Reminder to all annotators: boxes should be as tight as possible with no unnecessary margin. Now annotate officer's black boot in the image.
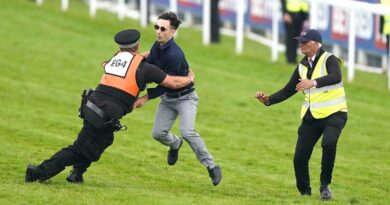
[207,165,222,186]
[66,168,84,183]
[25,164,44,183]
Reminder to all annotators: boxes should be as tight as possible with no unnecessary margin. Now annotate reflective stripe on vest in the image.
[298,51,348,119]
[286,0,309,13]
[381,0,390,35]
[100,51,143,97]
[303,96,346,110]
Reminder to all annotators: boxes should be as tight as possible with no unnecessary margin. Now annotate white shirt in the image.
[308,54,316,68]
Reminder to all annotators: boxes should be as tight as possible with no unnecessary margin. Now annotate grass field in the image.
[0,0,389,204]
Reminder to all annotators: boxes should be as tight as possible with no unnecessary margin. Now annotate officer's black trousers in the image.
[284,12,306,64]
[37,122,114,180]
[293,111,347,194]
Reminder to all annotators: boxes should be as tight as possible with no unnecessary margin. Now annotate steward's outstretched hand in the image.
[255,91,269,105]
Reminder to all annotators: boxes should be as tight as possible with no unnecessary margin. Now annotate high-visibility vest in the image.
[100,51,143,97]
[381,0,390,35]
[298,52,348,119]
[286,0,309,13]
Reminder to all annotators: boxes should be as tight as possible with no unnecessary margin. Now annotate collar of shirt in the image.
[157,38,174,50]
[311,54,317,61]
[298,48,325,69]
[308,54,316,65]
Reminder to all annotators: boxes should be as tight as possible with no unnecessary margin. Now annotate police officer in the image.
[25,29,195,183]
[134,11,222,186]
[281,0,309,64]
[255,29,348,200]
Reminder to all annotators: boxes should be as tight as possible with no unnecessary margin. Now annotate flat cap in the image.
[294,29,322,43]
[114,29,140,49]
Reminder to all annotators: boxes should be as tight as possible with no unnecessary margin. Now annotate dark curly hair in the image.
[158,11,182,30]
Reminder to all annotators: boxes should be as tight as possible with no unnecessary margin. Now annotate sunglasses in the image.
[154,24,167,32]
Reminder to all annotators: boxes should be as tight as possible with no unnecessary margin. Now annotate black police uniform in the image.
[25,29,168,182]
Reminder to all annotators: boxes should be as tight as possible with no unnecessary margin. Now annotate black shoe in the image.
[320,185,332,200]
[207,165,222,186]
[300,190,312,196]
[25,164,42,183]
[66,168,84,183]
[167,138,183,166]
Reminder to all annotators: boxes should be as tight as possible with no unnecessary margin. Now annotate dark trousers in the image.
[71,123,115,174]
[37,122,114,180]
[284,12,306,64]
[294,111,347,194]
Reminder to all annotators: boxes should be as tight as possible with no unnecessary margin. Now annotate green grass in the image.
[0,0,389,204]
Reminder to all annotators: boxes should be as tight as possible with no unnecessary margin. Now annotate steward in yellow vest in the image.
[380,0,390,35]
[285,0,309,13]
[255,29,347,201]
[281,0,309,64]
[380,0,390,51]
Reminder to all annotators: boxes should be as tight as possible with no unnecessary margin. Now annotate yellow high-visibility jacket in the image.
[286,0,309,13]
[381,0,390,35]
[298,52,348,119]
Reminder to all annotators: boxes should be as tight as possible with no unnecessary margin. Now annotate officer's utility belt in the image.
[166,87,195,98]
[79,89,126,132]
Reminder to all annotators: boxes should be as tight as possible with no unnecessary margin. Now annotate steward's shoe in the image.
[320,185,332,200]
[207,165,222,186]
[25,164,42,183]
[167,138,183,166]
[66,168,84,183]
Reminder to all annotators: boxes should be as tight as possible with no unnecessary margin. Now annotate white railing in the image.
[36,0,68,11]
[140,0,148,27]
[36,0,390,89]
[232,0,390,89]
[202,0,211,45]
[199,0,390,89]
[235,0,246,54]
[305,0,390,88]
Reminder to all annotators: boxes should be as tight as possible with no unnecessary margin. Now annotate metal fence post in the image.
[348,9,356,82]
[271,0,279,62]
[61,0,68,11]
[236,1,246,54]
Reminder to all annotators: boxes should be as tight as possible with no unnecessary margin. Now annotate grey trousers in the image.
[152,91,215,168]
